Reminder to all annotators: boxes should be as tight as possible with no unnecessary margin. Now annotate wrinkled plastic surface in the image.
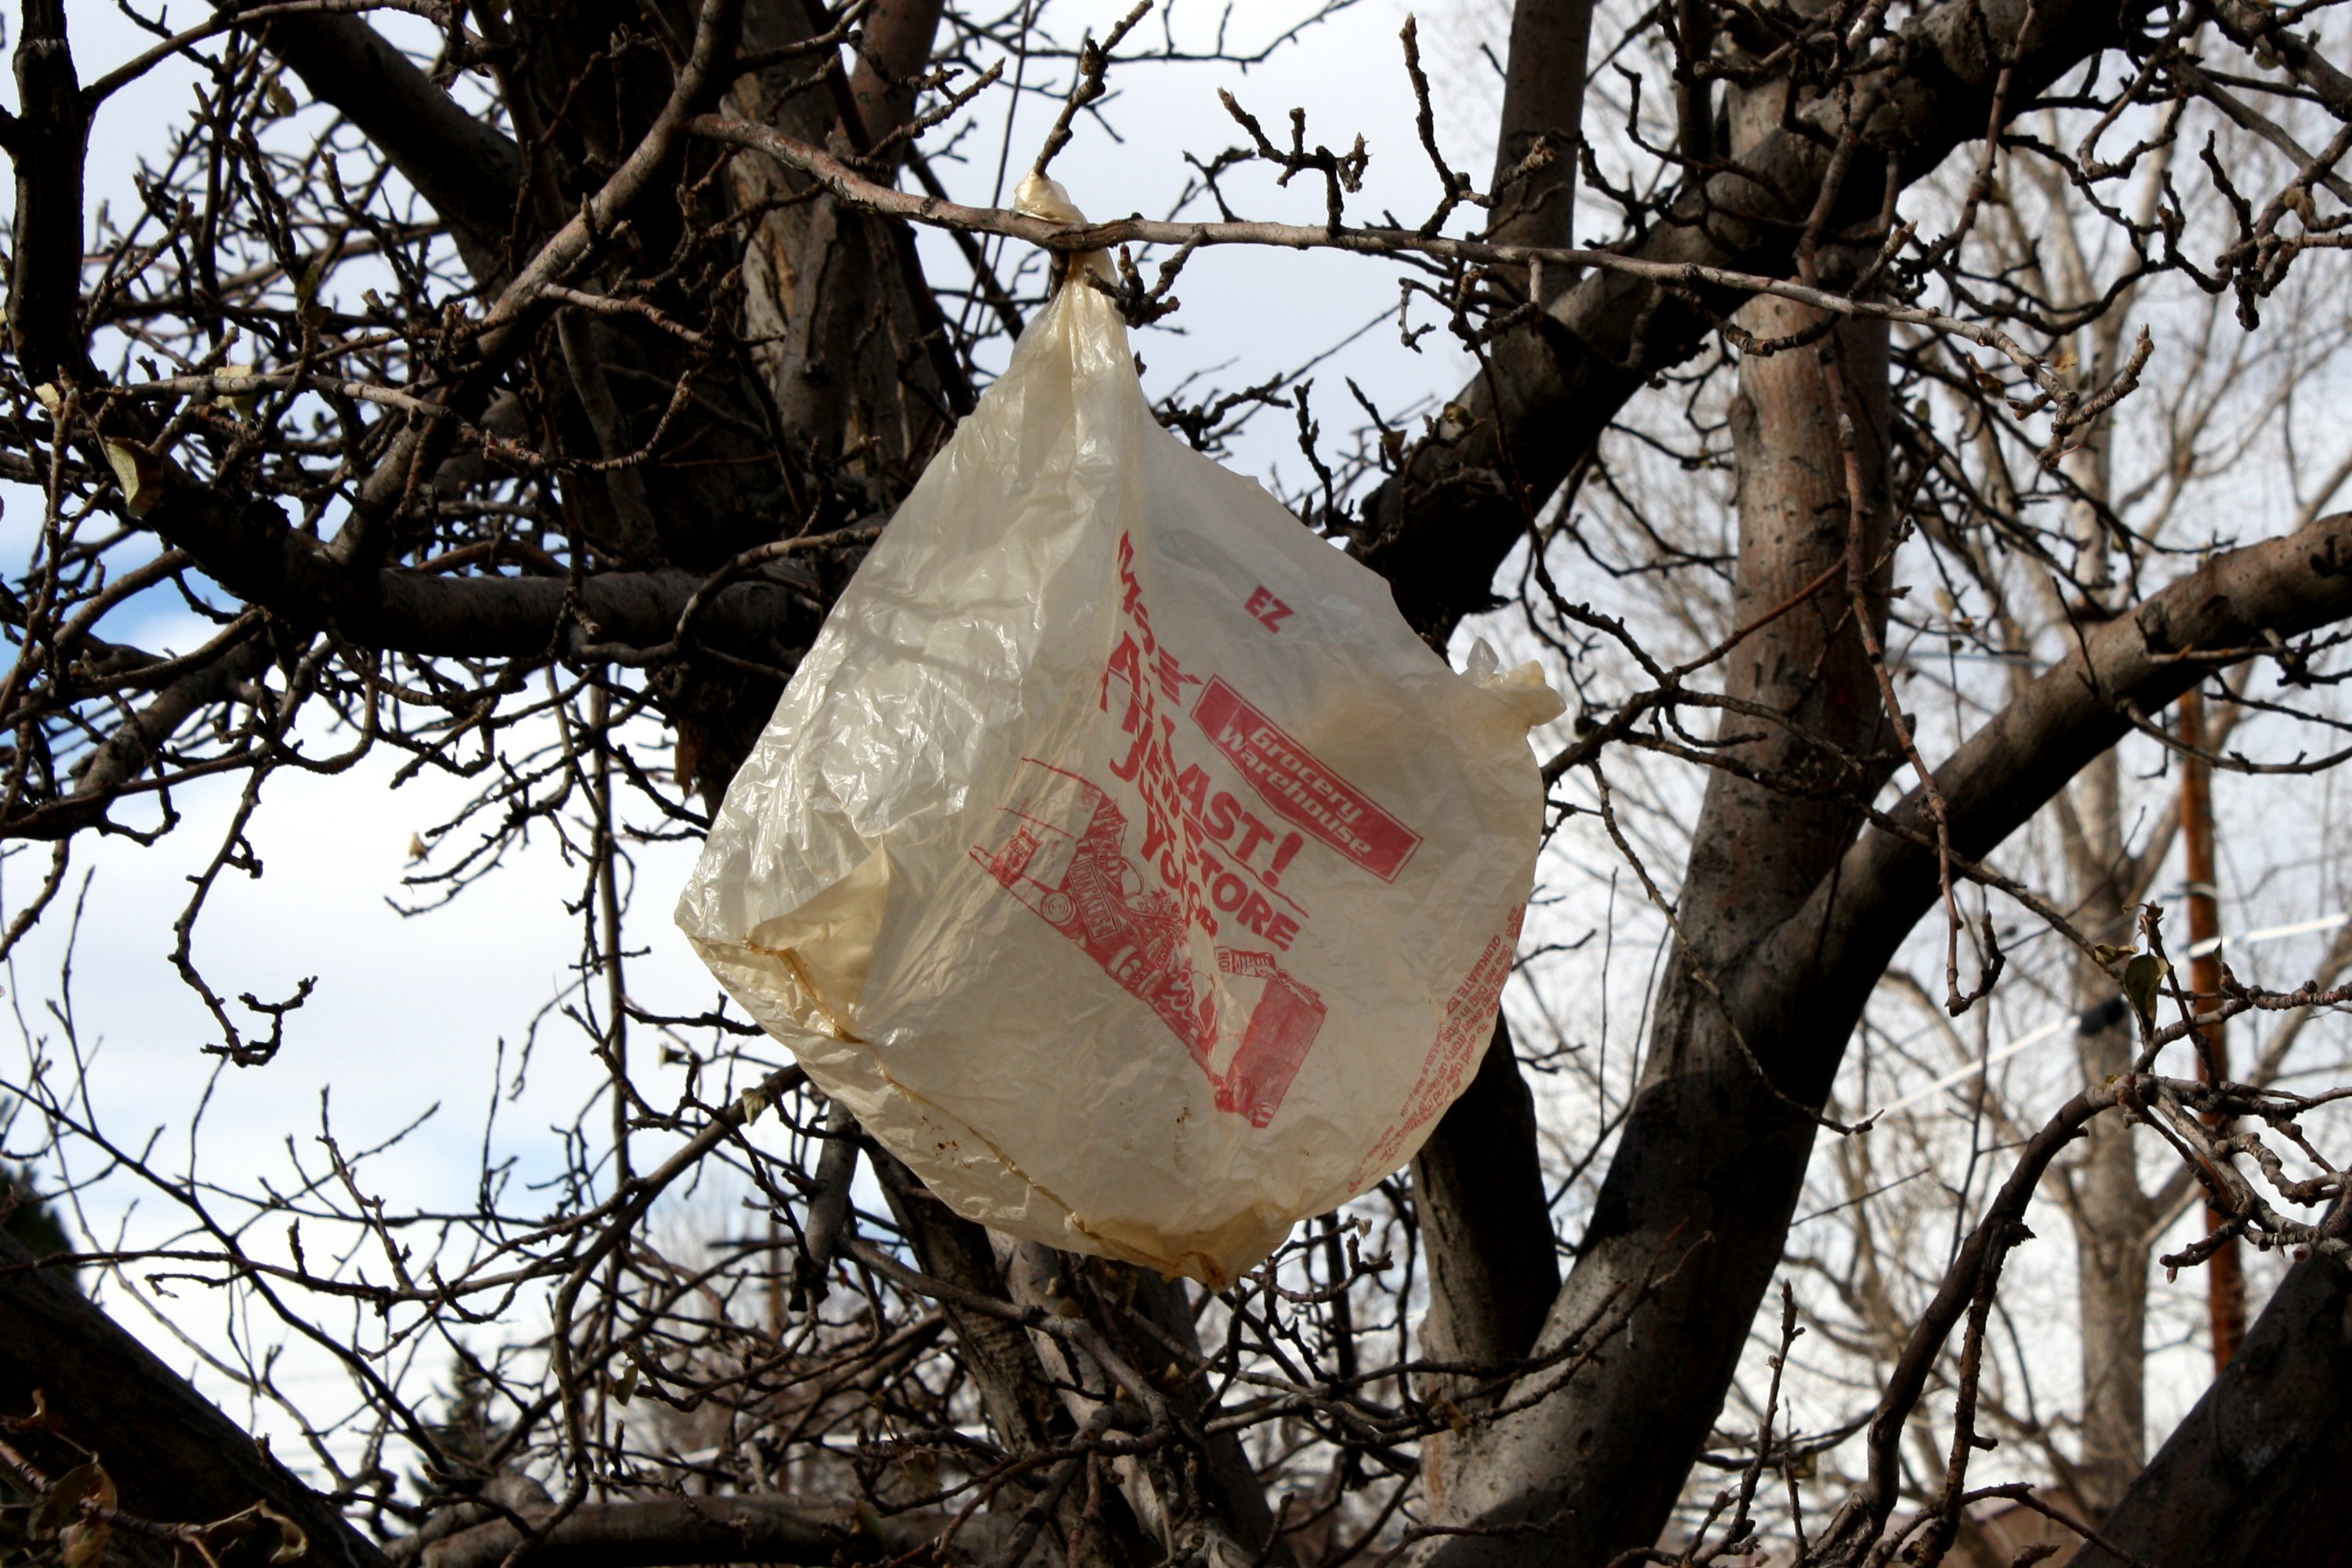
[677,177,1562,1285]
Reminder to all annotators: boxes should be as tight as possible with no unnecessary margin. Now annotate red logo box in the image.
[1189,677,1421,882]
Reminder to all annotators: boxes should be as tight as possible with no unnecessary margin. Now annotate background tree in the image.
[3,1,2352,1566]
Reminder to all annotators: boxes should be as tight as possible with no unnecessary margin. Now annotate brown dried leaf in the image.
[9,1388,64,1432]
[101,441,165,518]
[258,1502,310,1564]
[31,1457,116,1541]
[61,1519,111,1568]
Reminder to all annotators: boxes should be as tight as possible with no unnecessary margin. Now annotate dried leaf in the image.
[102,441,165,517]
[14,1388,63,1432]
[2124,952,2169,1023]
[258,1501,310,1563]
[61,1518,111,1568]
[200,1498,309,1564]
[612,1363,639,1406]
[739,1085,771,1125]
[31,1457,116,1541]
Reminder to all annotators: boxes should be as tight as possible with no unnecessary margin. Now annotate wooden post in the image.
[2180,687,2246,1369]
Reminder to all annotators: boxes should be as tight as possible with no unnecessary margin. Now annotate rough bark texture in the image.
[2065,753,2151,1516]
[2075,1250,2352,1568]
[2070,1003,2152,1515]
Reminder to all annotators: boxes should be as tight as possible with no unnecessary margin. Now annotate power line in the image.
[1867,910,2352,1122]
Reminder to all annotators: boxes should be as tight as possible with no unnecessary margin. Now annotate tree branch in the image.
[1486,0,1593,279]
[2071,1236,2352,1567]
[239,2,524,278]
[1355,0,2126,635]
[412,1495,1008,1568]
[1410,1015,1560,1397]
[1422,511,2352,1566]
[1776,513,2352,1033]
[0,1231,390,1568]
[9,0,94,386]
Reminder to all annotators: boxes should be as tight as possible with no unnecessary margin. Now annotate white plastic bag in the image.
[676,176,1561,1285]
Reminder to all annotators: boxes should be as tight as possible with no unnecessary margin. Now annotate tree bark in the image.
[413,1495,1015,1568]
[1486,0,1594,298]
[0,1232,387,1568]
[2065,749,2151,1517]
[2074,1248,2352,1568]
[1421,260,1895,1562]
[1412,1015,1561,1400]
[1410,1015,1561,1512]
[2178,687,2248,1369]
[9,0,93,387]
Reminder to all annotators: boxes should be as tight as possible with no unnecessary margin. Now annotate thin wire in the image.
[1866,909,2352,1121]
[2183,910,2349,959]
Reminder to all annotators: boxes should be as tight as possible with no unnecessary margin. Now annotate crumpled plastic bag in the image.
[676,175,1561,1285]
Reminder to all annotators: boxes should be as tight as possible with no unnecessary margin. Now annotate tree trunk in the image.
[2065,750,2151,1516]
[2178,687,2248,1368]
[1411,1016,1561,1509]
[1420,263,1895,1563]
[2052,292,2151,1519]
[2074,1247,2352,1568]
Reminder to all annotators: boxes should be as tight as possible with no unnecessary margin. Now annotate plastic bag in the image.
[676,176,1561,1285]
